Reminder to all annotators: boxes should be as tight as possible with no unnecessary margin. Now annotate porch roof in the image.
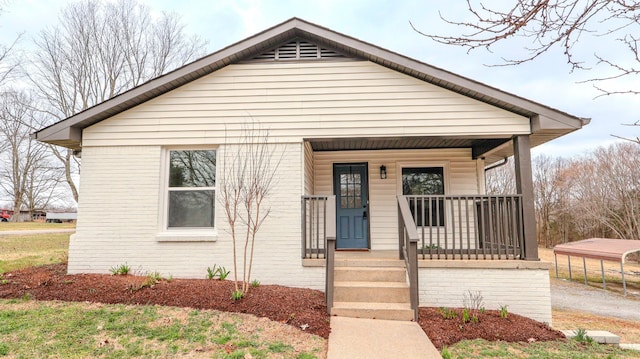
[34,18,589,153]
[307,137,510,160]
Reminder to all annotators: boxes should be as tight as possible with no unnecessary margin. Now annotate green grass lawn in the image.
[0,299,325,359]
[0,233,70,273]
[0,221,76,231]
[443,338,638,358]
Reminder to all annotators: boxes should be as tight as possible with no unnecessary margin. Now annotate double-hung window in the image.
[166,150,216,229]
[402,167,445,226]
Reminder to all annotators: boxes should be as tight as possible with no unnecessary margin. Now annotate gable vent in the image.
[250,40,345,61]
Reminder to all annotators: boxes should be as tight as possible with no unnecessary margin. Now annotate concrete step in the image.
[331,301,415,321]
[334,281,410,303]
[334,258,405,268]
[335,266,406,282]
[561,330,620,344]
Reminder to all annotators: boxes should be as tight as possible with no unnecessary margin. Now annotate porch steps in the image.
[331,259,413,321]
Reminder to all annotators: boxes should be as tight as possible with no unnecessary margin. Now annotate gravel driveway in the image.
[551,278,640,321]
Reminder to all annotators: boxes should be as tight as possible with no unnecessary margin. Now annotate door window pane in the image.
[339,172,362,209]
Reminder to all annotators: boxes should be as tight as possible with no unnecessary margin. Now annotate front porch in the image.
[300,135,551,323]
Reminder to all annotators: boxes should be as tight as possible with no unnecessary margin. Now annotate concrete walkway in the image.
[327,317,442,359]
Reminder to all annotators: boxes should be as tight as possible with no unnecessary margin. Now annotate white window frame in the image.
[156,146,218,242]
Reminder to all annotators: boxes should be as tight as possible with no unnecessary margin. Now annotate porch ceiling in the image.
[307,137,510,158]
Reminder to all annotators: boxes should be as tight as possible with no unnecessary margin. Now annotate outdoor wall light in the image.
[380,165,387,179]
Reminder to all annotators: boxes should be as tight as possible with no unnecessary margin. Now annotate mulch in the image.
[0,264,565,347]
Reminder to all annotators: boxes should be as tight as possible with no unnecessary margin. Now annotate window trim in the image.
[396,161,450,228]
[157,146,218,242]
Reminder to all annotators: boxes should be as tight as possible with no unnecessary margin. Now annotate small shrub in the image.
[206,265,218,280]
[438,307,458,320]
[207,265,230,280]
[110,263,130,276]
[231,290,244,301]
[462,308,471,323]
[573,328,594,343]
[143,272,162,287]
[479,307,486,314]
[463,290,484,312]
[148,271,162,281]
[166,274,173,283]
[251,279,260,288]
[217,267,230,280]
[441,346,451,359]
[499,305,509,318]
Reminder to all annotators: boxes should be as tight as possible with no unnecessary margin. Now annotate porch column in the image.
[513,135,539,260]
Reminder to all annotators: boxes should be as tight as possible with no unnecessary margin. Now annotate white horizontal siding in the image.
[69,143,325,289]
[313,148,480,250]
[303,141,314,195]
[83,61,529,147]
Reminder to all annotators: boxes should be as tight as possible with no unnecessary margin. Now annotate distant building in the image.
[46,212,78,223]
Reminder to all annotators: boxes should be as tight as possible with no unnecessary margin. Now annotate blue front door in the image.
[334,163,369,249]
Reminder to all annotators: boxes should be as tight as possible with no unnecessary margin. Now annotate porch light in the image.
[380,165,387,179]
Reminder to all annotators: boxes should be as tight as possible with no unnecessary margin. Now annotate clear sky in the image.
[1,0,638,157]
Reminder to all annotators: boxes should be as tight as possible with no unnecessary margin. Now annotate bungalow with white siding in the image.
[34,18,588,324]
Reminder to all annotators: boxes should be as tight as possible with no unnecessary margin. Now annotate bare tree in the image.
[566,143,640,240]
[533,155,571,247]
[219,121,285,298]
[485,159,516,195]
[0,1,21,87]
[0,91,63,221]
[413,1,640,96]
[29,0,207,202]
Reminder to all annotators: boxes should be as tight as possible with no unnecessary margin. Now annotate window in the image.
[166,150,216,228]
[402,167,445,226]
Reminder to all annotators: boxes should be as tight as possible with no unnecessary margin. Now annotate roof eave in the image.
[34,17,587,148]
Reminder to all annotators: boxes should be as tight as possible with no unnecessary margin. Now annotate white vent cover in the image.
[252,40,344,61]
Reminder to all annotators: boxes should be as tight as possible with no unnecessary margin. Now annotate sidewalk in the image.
[327,316,442,359]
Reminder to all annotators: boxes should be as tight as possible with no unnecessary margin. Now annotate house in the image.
[34,18,587,324]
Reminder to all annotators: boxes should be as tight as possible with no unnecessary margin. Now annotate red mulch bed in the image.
[0,264,565,347]
[420,307,565,349]
[0,264,330,338]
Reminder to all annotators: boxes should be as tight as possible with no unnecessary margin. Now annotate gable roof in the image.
[34,17,588,151]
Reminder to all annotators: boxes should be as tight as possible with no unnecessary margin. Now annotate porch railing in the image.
[397,195,419,321]
[325,196,336,314]
[299,195,336,313]
[301,196,329,259]
[403,195,525,260]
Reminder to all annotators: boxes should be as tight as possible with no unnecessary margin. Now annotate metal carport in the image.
[553,238,640,295]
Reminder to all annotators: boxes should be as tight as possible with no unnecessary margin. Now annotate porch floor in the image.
[335,250,398,260]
